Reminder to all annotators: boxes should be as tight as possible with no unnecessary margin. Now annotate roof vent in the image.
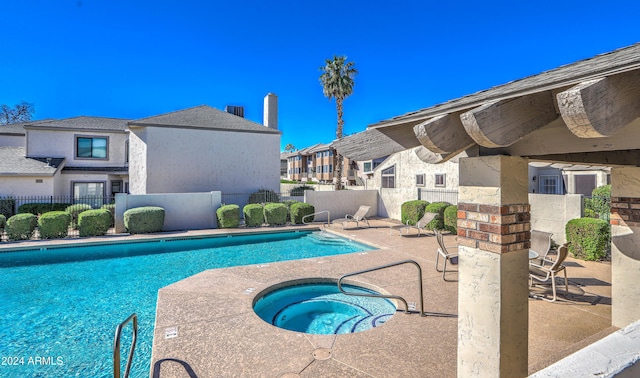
[225,105,244,118]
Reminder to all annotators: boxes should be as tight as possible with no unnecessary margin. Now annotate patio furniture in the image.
[389,212,438,237]
[340,205,371,229]
[435,230,458,281]
[530,230,553,266]
[529,243,569,302]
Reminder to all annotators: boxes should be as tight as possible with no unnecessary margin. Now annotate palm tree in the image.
[319,55,357,190]
[284,143,296,153]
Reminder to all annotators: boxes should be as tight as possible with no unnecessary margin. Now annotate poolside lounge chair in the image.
[530,230,553,266]
[435,230,458,281]
[340,205,371,230]
[529,243,569,302]
[390,212,438,237]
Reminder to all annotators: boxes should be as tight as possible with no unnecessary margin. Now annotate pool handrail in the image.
[113,313,138,378]
[338,259,426,317]
[302,210,331,227]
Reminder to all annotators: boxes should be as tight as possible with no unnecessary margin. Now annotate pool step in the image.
[307,232,348,245]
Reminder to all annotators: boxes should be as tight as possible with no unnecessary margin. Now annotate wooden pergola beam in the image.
[460,91,558,148]
[413,113,475,154]
[557,70,640,138]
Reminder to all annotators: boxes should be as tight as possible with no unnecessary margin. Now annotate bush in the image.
[0,214,6,230]
[38,211,71,239]
[585,185,611,220]
[444,205,458,234]
[124,206,165,234]
[290,185,315,196]
[290,202,315,224]
[424,202,450,230]
[0,197,16,219]
[78,209,112,237]
[6,213,38,241]
[401,200,429,225]
[283,200,299,222]
[566,218,610,261]
[248,189,280,204]
[216,204,240,228]
[65,204,93,228]
[18,202,72,216]
[264,203,287,226]
[101,204,116,227]
[243,204,264,227]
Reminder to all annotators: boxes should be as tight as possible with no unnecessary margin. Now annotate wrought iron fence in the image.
[417,189,459,205]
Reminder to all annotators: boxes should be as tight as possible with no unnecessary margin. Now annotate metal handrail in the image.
[114,313,138,378]
[302,210,331,227]
[337,260,426,317]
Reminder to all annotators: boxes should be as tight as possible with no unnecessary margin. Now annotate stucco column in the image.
[610,167,640,328]
[457,156,530,378]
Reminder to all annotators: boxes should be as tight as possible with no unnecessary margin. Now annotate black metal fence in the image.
[417,189,459,205]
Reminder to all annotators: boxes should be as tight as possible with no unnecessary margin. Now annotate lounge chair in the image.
[530,230,553,266]
[390,212,438,237]
[435,230,458,281]
[529,243,569,302]
[340,205,371,230]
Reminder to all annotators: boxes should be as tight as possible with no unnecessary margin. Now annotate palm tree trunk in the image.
[335,98,344,190]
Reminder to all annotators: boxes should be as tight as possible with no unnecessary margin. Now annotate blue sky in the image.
[2,1,639,151]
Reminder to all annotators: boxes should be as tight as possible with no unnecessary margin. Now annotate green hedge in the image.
[424,202,450,230]
[290,202,315,224]
[0,214,6,230]
[401,200,429,225]
[216,204,240,228]
[444,205,458,234]
[124,206,165,234]
[38,211,71,239]
[243,204,264,227]
[18,202,72,215]
[264,203,287,226]
[248,189,280,204]
[6,213,38,241]
[566,218,610,261]
[101,204,116,227]
[283,200,299,222]
[65,204,93,227]
[0,198,15,219]
[290,185,315,196]
[78,209,112,237]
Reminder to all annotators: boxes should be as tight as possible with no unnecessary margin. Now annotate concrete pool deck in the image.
[147,219,614,377]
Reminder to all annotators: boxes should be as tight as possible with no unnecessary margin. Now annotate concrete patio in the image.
[149,219,614,377]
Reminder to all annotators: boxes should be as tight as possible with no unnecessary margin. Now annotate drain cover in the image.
[313,348,332,360]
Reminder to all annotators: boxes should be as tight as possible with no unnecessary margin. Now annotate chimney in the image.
[263,93,278,130]
[225,105,244,118]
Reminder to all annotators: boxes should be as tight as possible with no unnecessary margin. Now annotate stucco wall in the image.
[129,126,280,195]
[115,192,221,232]
[529,193,582,245]
[0,175,55,197]
[304,190,378,222]
[0,135,25,147]
[26,129,128,166]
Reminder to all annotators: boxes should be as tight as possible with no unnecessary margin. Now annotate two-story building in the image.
[286,143,358,186]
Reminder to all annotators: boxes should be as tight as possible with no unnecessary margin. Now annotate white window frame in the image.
[539,175,561,194]
[435,173,446,187]
[416,174,425,187]
[382,165,395,188]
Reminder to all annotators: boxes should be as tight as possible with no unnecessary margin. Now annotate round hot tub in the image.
[253,280,396,334]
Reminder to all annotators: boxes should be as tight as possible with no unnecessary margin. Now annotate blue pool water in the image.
[253,282,395,334]
[0,231,373,378]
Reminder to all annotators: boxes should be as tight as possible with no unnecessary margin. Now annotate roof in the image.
[26,116,130,132]
[128,105,280,135]
[0,147,64,176]
[0,119,55,135]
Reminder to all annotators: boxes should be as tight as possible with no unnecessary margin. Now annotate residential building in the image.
[286,143,359,185]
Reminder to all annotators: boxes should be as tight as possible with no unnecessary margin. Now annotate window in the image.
[435,173,446,187]
[73,182,105,208]
[539,175,561,194]
[382,165,395,188]
[574,175,596,196]
[416,174,425,187]
[76,136,107,159]
[363,161,372,173]
[125,141,129,163]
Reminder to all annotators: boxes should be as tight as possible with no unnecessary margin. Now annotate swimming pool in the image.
[0,230,373,378]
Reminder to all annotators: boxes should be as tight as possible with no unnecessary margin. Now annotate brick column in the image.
[457,156,529,378]
[610,167,640,328]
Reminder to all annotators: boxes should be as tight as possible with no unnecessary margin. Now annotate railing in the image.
[114,313,138,378]
[418,189,458,205]
[302,210,330,227]
[337,260,426,317]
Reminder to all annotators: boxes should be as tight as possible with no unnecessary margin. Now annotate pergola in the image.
[334,43,640,377]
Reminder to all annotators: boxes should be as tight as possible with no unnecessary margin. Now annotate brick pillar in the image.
[610,167,640,328]
[457,156,529,378]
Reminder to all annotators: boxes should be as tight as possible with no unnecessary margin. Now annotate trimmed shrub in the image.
[424,202,450,230]
[290,185,315,196]
[124,206,165,234]
[444,205,458,234]
[243,204,264,227]
[290,202,315,224]
[6,213,38,241]
[283,200,299,222]
[264,203,287,226]
[401,200,429,225]
[101,204,116,227]
[65,204,92,228]
[0,197,15,219]
[248,189,280,204]
[0,214,6,230]
[38,211,71,239]
[566,218,610,261]
[585,185,611,220]
[18,202,72,216]
[216,204,240,228]
[78,209,112,237]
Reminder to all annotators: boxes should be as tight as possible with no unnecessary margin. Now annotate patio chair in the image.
[529,243,569,302]
[530,230,553,266]
[340,205,371,230]
[435,230,458,281]
[390,212,438,237]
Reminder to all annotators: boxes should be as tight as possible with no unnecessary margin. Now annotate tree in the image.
[0,101,35,126]
[284,143,297,153]
[319,55,357,190]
